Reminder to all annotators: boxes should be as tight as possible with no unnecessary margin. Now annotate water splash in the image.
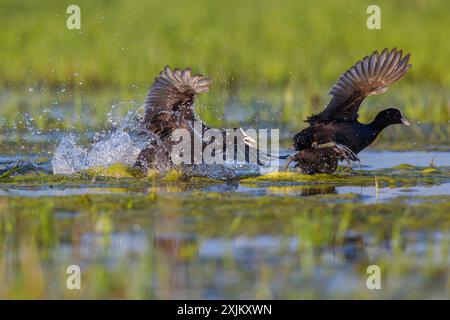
[52,105,149,174]
[51,103,279,179]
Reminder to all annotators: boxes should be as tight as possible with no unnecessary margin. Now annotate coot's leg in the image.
[284,155,295,171]
[312,142,359,163]
[332,144,359,164]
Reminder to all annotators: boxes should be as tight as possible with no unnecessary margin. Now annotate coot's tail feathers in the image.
[307,48,412,123]
[143,66,212,122]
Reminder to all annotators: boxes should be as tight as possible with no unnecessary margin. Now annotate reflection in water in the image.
[1,181,449,204]
[153,234,198,299]
[0,150,449,299]
[0,193,448,299]
[267,185,336,197]
[0,187,132,197]
[338,232,368,263]
[146,230,449,299]
[336,183,450,203]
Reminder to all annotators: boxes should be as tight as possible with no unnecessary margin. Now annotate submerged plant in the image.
[0,160,39,179]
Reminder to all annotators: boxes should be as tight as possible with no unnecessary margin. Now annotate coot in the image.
[134,66,268,173]
[286,48,412,174]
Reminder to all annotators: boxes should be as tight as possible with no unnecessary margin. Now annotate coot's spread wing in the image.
[143,66,212,123]
[307,48,411,123]
[142,66,272,165]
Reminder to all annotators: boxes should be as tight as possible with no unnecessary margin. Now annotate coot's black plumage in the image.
[287,48,412,174]
[134,66,268,173]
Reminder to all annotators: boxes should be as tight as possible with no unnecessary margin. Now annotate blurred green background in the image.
[0,0,449,146]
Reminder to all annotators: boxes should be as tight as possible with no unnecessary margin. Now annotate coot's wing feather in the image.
[307,48,411,123]
[143,66,212,122]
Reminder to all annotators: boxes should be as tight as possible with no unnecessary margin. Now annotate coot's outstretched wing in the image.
[139,66,273,167]
[307,48,412,124]
[143,66,212,122]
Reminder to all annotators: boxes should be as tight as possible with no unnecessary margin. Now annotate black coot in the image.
[286,48,412,174]
[134,66,269,173]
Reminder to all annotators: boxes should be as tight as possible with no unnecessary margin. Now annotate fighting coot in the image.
[286,48,412,174]
[134,66,268,173]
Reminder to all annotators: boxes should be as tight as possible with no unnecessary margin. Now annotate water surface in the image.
[0,147,449,299]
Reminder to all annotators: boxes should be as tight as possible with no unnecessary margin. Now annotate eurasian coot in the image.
[286,48,412,174]
[134,66,268,173]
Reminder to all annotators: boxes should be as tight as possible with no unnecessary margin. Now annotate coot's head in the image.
[373,108,410,128]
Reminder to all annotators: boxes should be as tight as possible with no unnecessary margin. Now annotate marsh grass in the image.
[0,0,449,146]
[2,0,450,88]
[0,160,40,179]
[0,161,22,179]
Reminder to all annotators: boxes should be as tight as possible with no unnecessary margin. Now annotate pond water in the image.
[357,150,450,169]
[1,150,449,201]
[0,142,449,299]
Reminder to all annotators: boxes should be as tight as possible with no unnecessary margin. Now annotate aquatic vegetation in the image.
[242,166,450,187]
[161,169,185,182]
[0,161,23,179]
[83,163,138,179]
[0,160,44,180]
[392,163,417,170]
[242,171,337,182]
[0,186,448,299]
[421,167,440,174]
[2,161,449,188]
[0,157,449,299]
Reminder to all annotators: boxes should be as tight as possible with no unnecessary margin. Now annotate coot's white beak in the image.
[401,117,411,126]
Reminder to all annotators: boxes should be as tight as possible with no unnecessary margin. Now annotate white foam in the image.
[52,107,149,174]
